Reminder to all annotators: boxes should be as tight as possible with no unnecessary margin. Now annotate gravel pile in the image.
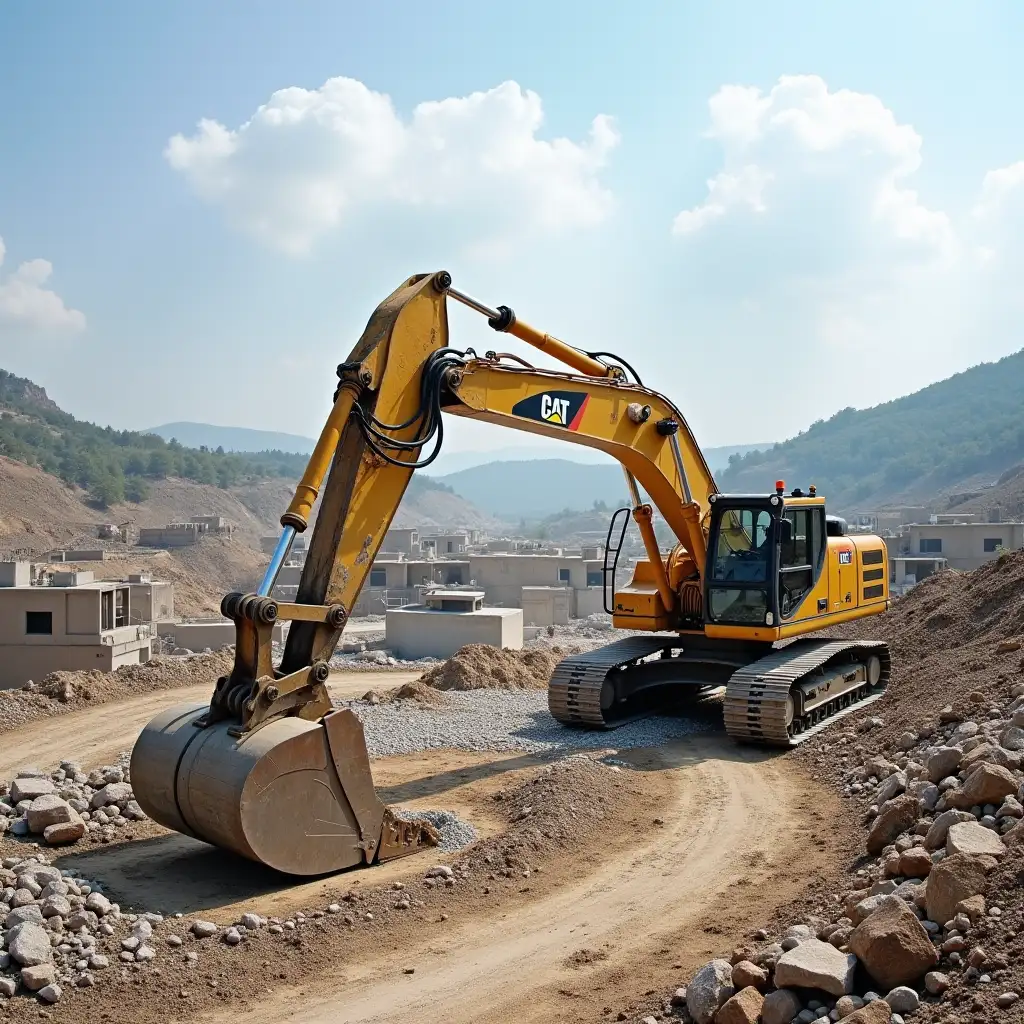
[343,689,714,755]
[399,809,478,852]
[418,644,570,691]
[0,755,146,849]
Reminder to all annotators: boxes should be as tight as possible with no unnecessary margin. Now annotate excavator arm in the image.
[131,270,721,876]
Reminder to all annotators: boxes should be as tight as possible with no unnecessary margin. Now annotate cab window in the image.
[712,509,772,583]
[779,507,824,617]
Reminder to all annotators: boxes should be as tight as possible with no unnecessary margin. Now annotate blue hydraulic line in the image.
[258,526,296,597]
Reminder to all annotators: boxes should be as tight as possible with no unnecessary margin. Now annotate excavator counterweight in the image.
[131,270,892,875]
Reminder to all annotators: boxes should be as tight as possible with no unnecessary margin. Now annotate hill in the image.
[145,421,316,454]
[719,350,1024,514]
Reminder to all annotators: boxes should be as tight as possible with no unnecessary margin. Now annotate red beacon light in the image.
[775,480,785,495]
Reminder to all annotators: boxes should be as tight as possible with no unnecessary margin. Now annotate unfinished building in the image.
[0,564,153,690]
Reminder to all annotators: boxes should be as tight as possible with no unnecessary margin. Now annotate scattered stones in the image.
[924,971,950,995]
[925,853,989,925]
[730,960,767,989]
[762,988,802,1024]
[883,986,919,1015]
[945,820,1007,857]
[191,920,218,939]
[924,809,975,850]
[714,986,764,1024]
[849,898,937,990]
[7,921,54,966]
[950,763,1018,809]
[20,963,57,991]
[866,795,919,855]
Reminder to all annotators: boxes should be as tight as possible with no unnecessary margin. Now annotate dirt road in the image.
[202,739,821,1024]
[0,670,422,778]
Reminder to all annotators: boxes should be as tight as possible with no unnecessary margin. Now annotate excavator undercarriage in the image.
[131,270,892,876]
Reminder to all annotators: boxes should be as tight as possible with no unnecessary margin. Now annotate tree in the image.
[89,472,125,508]
[147,449,172,478]
[124,477,150,502]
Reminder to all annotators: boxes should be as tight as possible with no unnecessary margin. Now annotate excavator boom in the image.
[131,270,890,876]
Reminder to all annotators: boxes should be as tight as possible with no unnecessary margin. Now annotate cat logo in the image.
[511,390,589,431]
[838,550,853,565]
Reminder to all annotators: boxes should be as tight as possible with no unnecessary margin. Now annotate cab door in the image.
[828,541,857,611]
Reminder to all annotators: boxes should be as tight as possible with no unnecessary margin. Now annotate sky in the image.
[1,1,1023,459]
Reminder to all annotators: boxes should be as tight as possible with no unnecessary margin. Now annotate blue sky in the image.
[1,1,1022,457]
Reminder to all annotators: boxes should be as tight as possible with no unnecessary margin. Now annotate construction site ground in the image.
[0,663,843,1024]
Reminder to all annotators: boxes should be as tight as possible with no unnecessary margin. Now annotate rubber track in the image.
[548,635,680,728]
[723,639,891,748]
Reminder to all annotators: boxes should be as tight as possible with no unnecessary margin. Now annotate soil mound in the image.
[418,644,570,692]
[0,651,231,735]
[366,679,447,706]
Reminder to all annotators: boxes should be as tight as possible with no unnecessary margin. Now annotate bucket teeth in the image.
[377,809,440,862]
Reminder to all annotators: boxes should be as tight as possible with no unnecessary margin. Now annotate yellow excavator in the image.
[131,271,891,876]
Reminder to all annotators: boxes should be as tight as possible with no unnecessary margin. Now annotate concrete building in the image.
[0,566,153,690]
[890,555,947,593]
[420,532,469,556]
[156,618,284,650]
[125,574,175,623]
[899,522,1024,571]
[385,589,523,660]
[48,550,106,562]
[521,586,573,626]
[139,523,205,548]
[190,515,233,535]
[351,558,471,616]
[380,528,419,558]
[466,553,605,617]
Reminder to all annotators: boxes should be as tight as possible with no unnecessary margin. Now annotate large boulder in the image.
[686,960,735,1024]
[10,777,55,803]
[25,795,75,834]
[848,897,938,989]
[946,821,1007,858]
[926,746,962,784]
[898,847,933,878]
[926,853,989,925]
[950,764,1017,809]
[714,986,764,1024]
[761,989,802,1024]
[774,938,856,996]
[7,921,54,966]
[731,961,767,990]
[925,809,976,850]
[90,781,133,809]
[866,795,919,855]
[43,816,85,845]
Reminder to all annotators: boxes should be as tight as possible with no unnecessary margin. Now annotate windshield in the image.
[712,508,772,583]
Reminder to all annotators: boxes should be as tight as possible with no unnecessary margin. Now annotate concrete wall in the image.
[0,562,31,587]
[521,587,572,626]
[905,523,1024,571]
[381,528,419,557]
[574,586,606,618]
[466,554,604,608]
[385,606,523,660]
[128,582,174,623]
[138,526,202,548]
[48,550,106,562]
[156,619,284,650]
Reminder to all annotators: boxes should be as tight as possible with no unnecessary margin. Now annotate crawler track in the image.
[723,639,890,747]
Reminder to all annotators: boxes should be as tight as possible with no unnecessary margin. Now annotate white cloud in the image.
[166,78,619,256]
[0,236,86,334]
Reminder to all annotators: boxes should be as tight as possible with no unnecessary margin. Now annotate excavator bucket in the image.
[130,703,437,876]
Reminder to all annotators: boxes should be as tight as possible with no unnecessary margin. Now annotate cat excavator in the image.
[131,271,891,876]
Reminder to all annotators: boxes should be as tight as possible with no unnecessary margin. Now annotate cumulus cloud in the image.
[0,237,86,334]
[166,78,619,255]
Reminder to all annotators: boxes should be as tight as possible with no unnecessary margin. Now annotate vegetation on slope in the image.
[719,350,1024,509]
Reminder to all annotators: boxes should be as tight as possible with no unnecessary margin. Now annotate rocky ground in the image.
[626,554,1024,1024]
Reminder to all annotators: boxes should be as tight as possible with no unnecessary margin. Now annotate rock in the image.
[762,989,802,1024]
[774,938,856,996]
[955,894,987,921]
[730,961,766,989]
[191,920,218,938]
[89,954,110,970]
[715,986,763,1024]
[43,817,86,845]
[5,905,45,927]
[926,853,989,925]
[222,926,242,945]
[897,848,932,878]
[947,821,1007,857]
[240,912,262,930]
[39,894,70,919]
[686,959,735,1024]
[924,971,949,994]
[896,731,917,751]
[997,795,1023,818]
[7,921,54,966]
[135,945,156,962]
[0,977,16,997]
[951,763,1018,809]
[66,908,98,931]
[38,983,62,1004]
[926,747,962,784]
[876,771,907,805]
[925,809,975,850]
[10,777,55,803]
[849,897,937,989]
[20,964,56,991]
[25,795,74,833]
[836,996,865,1018]
[997,993,1020,1009]
[867,795,919,855]
[841,1002,891,1023]
[84,892,111,916]
[1000,725,1024,751]
[90,782,133,809]
[884,987,919,1015]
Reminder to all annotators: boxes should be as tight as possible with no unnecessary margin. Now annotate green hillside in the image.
[0,370,308,507]
[719,350,1024,511]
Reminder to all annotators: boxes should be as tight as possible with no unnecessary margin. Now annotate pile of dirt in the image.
[819,549,1024,763]
[366,679,447,707]
[417,644,573,692]
[0,652,231,735]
